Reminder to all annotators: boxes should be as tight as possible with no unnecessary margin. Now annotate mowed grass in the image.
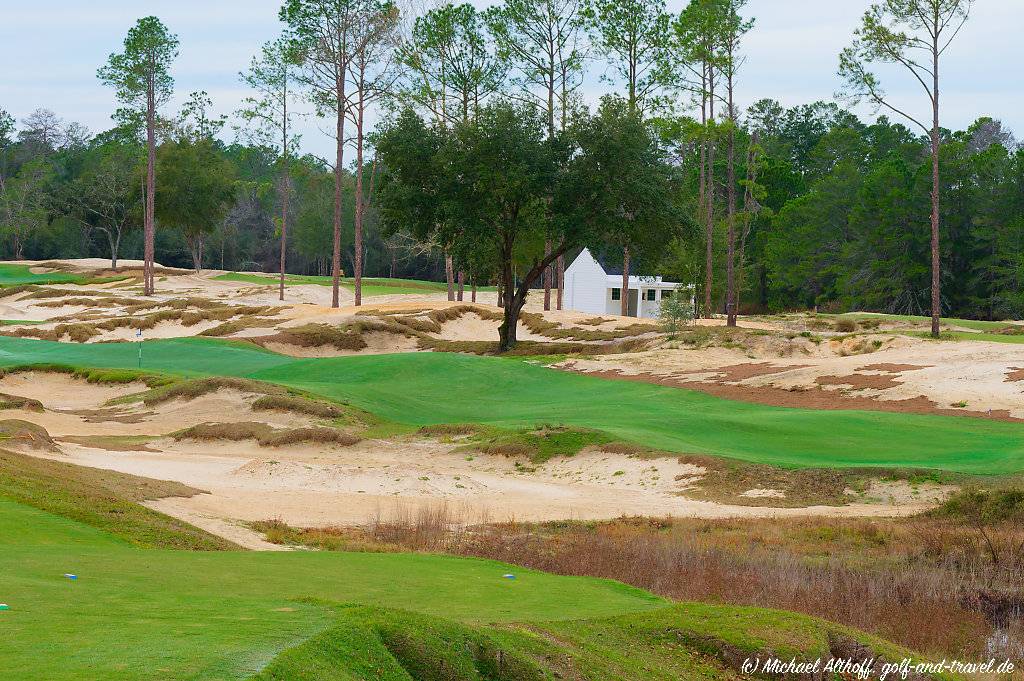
[833,311,1024,344]
[0,263,82,286]
[0,496,664,680]
[214,271,496,297]
[0,336,1023,474]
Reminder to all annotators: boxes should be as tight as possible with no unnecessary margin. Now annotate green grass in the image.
[831,313,1024,346]
[0,494,664,680]
[831,311,1011,332]
[0,336,1023,474]
[255,601,950,681]
[832,311,1024,345]
[0,461,947,680]
[0,263,82,286]
[213,272,496,298]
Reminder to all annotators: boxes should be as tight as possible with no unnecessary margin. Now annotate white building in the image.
[562,248,688,318]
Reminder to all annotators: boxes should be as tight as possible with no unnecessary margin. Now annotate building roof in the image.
[593,251,625,276]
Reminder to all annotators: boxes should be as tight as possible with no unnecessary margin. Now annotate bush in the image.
[833,318,857,333]
[659,286,695,333]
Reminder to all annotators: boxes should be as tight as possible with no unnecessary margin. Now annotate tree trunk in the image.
[353,74,366,307]
[930,33,942,339]
[620,246,631,317]
[280,71,290,303]
[331,84,346,309]
[144,68,157,296]
[698,62,708,316]
[499,242,567,352]
[445,252,455,301]
[471,280,477,303]
[498,259,519,352]
[108,230,120,270]
[725,69,737,328]
[737,133,759,312]
[704,65,716,319]
[457,270,464,301]
[543,240,552,311]
[556,255,564,310]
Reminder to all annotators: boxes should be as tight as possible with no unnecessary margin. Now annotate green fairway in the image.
[1,492,943,680]
[213,271,495,298]
[0,496,663,680]
[0,263,82,286]
[833,311,1012,332]
[833,312,1024,344]
[0,336,1022,474]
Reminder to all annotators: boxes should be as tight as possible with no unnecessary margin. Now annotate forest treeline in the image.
[1,0,1019,320]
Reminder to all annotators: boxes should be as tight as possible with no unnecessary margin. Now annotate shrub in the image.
[251,394,346,418]
[173,421,360,447]
[833,318,857,333]
[659,287,695,333]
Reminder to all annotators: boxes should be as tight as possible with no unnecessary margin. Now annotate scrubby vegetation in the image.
[173,421,361,447]
[266,502,1024,662]
[421,423,616,464]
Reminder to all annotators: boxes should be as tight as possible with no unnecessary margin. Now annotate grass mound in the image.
[259,323,378,351]
[138,376,280,405]
[519,311,661,341]
[0,392,44,411]
[252,394,347,418]
[0,449,233,549]
[173,421,360,447]
[256,603,947,681]
[0,419,57,450]
[429,424,616,464]
[0,363,169,388]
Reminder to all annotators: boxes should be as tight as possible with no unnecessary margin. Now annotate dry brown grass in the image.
[262,506,1022,662]
[3,300,283,343]
[3,323,103,342]
[0,393,44,412]
[0,419,58,450]
[172,421,360,447]
[140,377,276,406]
[256,323,380,351]
[251,394,346,419]
[518,312,661,341]
[356,304,503,336]
[417,336,651,356]
[199,317,279,337]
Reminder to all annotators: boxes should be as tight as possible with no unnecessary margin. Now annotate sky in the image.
[1,0,1020,157]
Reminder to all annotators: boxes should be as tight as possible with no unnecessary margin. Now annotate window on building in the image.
[646,289,656,301]
[662,289,674,299]
[611,288,621,301]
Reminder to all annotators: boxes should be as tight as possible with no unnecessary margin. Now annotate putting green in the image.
[0,497,662,680]
[0,336,1022,474]
[0,264,81,286]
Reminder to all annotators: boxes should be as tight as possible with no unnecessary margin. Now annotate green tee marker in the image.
[0,604,10,611]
